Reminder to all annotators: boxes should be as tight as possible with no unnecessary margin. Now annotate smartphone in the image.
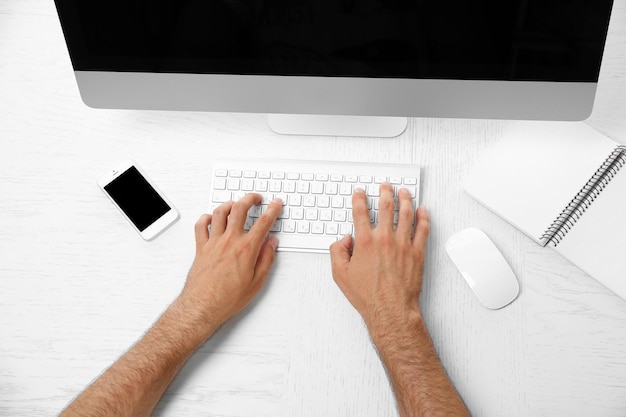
[98,160,179,240]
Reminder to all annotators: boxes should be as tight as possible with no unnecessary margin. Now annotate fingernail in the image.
[354,187,365,194]
[272,198,283,205]
[269,237,279,250]
[399,187,409,194]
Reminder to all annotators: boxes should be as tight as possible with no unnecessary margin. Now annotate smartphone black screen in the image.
[104,166,171,231]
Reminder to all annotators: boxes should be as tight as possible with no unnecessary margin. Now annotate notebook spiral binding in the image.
[540,145,626,247]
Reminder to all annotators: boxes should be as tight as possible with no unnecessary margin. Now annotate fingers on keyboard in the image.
[210,165,419,252]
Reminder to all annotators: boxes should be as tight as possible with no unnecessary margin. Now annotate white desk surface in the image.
[2,1,626,416]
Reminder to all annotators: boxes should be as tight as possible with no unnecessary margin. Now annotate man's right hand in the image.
[329,184,430,331]
[330,187,470,417]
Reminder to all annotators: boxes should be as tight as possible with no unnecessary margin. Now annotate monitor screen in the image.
[54,0,614,121]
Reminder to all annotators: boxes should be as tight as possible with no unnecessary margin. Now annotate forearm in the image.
[59,296,217,417]
[368,308,470,417]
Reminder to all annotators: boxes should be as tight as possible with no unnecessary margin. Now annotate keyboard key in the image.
[311,182,325,194]
[248,205,262,218]
[213,178,227,190]
[283,220,296,233]
[269,180,282,192]
[289,194,302,206]
[272,233,337,251]
[320,209,333,221]
[244,217,255,231]
[227,178,240,190]
[212,190,231,203]
[367,184,380,197]
[283,181,296,193]
[339,223,353,236]
[311,222,324,234]
[297,221,310,234]
[339,183,353,195]
[305,209,318,220]
[297,182,310,193]
[291,207,304,220]
[255,179,268,192]
[241,179,254,191]
[303,195,316,207]
[331,196,344,208]
[317,195,330,208]
[270,220,282,232]
[325,182,338,195]
[334,210,347,222]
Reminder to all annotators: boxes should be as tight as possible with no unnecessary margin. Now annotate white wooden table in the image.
[2,1,626,416]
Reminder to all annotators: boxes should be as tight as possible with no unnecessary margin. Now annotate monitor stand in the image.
[267,114,408,138]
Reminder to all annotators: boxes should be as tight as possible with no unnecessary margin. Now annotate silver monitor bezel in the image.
[75,71,597,121]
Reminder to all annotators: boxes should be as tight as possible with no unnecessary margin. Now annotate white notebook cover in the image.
[463,121,626,299]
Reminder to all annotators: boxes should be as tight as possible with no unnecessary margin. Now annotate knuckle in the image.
[354,204,369,217]
[242,236,254,250]
[380,198,395,212]
[399,206,414,221]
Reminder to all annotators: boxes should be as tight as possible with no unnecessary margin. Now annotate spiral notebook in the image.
[463,121,626,300]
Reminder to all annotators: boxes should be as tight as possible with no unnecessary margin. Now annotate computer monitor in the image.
[54,1,614,137]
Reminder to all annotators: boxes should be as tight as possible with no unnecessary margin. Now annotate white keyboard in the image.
[209,159,421,253]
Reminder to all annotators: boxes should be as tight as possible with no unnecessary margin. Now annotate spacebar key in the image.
[271,233,338,252]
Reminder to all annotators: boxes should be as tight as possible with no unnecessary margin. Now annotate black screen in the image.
[104,167,171,232]
[55,0,613,82]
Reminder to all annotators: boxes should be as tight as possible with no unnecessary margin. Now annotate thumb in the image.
[329,234,353,279]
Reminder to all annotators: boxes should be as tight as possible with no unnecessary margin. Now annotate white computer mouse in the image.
[445,228,519,309]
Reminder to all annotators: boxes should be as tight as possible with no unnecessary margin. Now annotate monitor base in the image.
[267,114,407,138]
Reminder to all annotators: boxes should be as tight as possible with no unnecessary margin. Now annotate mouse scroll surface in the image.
[445,228,520,309]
